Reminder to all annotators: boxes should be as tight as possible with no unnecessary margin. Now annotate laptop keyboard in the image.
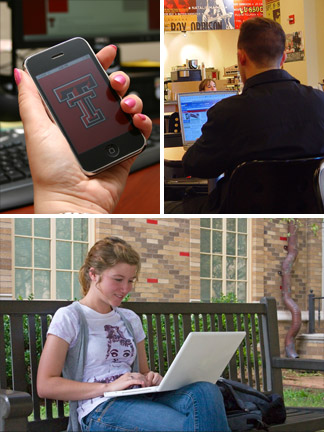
[0,123,160,211]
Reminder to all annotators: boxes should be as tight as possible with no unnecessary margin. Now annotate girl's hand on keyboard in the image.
[15,45,152,214]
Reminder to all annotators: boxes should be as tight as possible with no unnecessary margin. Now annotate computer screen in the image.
[178,91,237,147]
[12,0,160,49]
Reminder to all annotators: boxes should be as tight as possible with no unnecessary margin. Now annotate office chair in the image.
[218,156,324,213]
[320,161,324,204]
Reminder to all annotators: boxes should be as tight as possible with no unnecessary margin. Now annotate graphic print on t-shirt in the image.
[104,324,135,362]
[53,74,106,129]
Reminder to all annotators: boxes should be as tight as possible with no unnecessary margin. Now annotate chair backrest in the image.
[319,161,324,204]
[168,112,181,133]
[219,157,324,213]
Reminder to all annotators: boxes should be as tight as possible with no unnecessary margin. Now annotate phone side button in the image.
[106,143,120,158]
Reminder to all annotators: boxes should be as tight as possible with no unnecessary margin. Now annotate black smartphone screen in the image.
[25,38,145,174]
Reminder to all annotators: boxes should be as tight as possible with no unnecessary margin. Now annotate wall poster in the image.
[285,31,305,63]
[265,0,281,23]
[164,0,263,32]
[233,1,263,29]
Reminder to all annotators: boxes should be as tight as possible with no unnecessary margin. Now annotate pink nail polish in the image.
[138,114,146,121]
[14,68,21,86]
[124,98,136,108]
[109,44,117,51]
[114,74,126,85]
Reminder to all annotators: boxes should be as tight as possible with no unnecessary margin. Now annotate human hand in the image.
[106,372,149,392]
[15,44,152,214]
[144,371,163,386]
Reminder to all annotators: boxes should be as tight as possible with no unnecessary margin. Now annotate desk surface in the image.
[1,164,160,215]
[164,146,185,162]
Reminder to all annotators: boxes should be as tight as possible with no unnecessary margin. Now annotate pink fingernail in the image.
[114,74,126,85]
[14,68,21,86]
[109,44,117,51]
[124,98,136,108]
[137,114,146,121]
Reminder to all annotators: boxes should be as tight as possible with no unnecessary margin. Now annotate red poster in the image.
[234,0,263,29]
[164,0,197,15]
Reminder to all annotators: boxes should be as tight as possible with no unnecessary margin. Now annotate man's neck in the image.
[245,66,280,81]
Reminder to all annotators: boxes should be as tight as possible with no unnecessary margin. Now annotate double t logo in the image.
[53,74,105,128]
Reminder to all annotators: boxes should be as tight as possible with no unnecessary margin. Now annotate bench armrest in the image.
[0,389,33,432]
[272,357,324,371]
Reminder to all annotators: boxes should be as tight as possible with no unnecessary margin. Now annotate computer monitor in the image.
[178,91,237,149]
[11,0,159,49]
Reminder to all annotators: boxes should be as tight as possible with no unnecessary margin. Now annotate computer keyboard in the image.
[130,122,160,173]
[0,123,160,211]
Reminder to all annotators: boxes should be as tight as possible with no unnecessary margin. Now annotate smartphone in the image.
[23,37,146,175]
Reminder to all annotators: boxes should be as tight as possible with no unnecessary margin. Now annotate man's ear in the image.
[280,51,287,68]
[237,49,247,66]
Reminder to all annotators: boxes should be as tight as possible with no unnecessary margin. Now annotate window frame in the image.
[13,218,94,300]
[200,218,251,302]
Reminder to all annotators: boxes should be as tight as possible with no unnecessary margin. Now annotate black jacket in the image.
[182,69,324,180]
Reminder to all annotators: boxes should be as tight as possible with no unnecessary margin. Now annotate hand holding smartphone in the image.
[15,42,153,214]
[23,37,146,176]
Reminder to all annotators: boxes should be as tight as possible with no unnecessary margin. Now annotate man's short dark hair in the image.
[238,17,286,67]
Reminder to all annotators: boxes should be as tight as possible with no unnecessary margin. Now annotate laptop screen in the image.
[178,91,237,147]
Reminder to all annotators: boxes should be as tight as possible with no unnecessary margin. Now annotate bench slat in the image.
[251,313,261,391]
[236,314,247,384]
[266,407,324,431]
[224,314,238,381]
[0,314,8,389]
[144,314,155,371]
[155,314,165,375]
[164,314,174,367]
[10,315,28,392]
[172,314,181,353]
[27,315,40,421]
[257,312,268,392]
[182,313,192,338]
[243,313,254,387]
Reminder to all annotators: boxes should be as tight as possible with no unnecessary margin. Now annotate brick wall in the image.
[96,218,194,302]
[1,217,322,307]
[0,218,13,299]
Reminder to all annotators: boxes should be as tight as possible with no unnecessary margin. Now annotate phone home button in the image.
[106,143,120,158]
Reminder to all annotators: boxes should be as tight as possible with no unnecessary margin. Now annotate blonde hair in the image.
[79,237,141,297]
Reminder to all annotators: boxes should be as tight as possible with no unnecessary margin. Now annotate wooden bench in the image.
[1,297,323,432]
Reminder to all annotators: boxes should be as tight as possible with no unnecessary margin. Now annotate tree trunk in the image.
[281,220,302,358]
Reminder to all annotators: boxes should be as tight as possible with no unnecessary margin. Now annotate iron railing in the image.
[308,290,324,333]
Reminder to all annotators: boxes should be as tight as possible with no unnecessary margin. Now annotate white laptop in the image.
[104,331,245,398]
[178,91,237,150]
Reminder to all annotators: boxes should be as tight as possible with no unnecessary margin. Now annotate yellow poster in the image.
[164,14,198,32]
[265,0,281,23]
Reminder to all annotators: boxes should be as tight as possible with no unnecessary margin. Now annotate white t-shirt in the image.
[47,302,145,423]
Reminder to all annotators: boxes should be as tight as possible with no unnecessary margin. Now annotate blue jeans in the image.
[80,381,230,432]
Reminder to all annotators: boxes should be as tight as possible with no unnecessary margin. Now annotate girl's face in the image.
[90,262,137,308]
[205,81,216,91]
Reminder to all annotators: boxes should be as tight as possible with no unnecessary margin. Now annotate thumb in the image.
[14,68,53,134]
